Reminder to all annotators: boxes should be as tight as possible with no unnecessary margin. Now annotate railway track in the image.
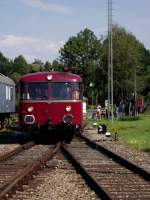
[61,135,150,200]
[0,133,149,199]
[9,150,100,200]
[0,142,60,199]
[0,141,35,162]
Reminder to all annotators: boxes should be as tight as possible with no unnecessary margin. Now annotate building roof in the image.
[0,73,15,86]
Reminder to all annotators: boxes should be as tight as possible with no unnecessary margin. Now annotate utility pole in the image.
[134,66,137,116]
[90,83,94,107]
[108,0,114,122]
[134,66,137,100]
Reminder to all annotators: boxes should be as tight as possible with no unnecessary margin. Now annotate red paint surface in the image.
[19,101,83,126]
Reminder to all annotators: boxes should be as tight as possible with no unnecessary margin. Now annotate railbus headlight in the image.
[27,106,33,112]
[46,75,52,81]
[65,105,72,112]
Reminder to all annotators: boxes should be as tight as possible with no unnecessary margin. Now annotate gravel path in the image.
[10,153,99,200]
[0,144,19,157]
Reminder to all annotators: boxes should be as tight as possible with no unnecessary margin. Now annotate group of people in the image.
[96,97,142,120]
[117,98,138,118]
[96,104,107,119]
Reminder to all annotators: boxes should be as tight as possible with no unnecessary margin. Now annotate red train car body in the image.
[18,71,83,142]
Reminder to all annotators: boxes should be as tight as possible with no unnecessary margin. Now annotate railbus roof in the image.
[19,71,82,82]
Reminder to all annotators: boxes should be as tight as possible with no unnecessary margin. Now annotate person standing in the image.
[97,104,102,119]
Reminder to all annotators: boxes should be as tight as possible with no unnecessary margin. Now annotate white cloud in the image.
[20,0,70,14]
[46,41,64,51]
[0,34,64,62]
[0,35,36,47]
[22,54,36,62]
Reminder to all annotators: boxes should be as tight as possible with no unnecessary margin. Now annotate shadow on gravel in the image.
[143,149,150,153]
[32,130,71,145]
[0,128,69,145]
[0,129,31,145]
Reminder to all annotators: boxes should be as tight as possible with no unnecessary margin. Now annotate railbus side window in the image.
[72,82,83,100]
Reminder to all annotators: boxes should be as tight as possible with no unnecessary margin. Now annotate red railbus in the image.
[18,71,83,142]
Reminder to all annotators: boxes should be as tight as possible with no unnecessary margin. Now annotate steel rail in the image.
[0,143,60,199]
[61,144,112,200]
[0,141,35,162]
[79,134,150,181]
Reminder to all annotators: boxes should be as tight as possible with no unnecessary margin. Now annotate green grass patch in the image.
[86,114,150,152]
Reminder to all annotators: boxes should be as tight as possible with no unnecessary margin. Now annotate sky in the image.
[0,0,150,63]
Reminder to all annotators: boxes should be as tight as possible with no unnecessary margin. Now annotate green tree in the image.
[10,72,21,83]
[0,52,11,76]
[137,45,150,96]
[59,28,103,99]
[13,55,29,75]
[51,60,63,72]
[32,58,44,71]
[102,24,146,103]
[44,61,52,71]
[32,58,43,66]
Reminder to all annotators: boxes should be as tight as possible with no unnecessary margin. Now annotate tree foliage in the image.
[44,61,51,71]
[51,60,62,72]
[102,24,150,103]
[0,25,150,104]
[13,55,29,74]
[0,52,12,76]
[59,28,103,98]
[59,25,150,104]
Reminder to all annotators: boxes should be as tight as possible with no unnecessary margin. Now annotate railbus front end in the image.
[19,71,83,142]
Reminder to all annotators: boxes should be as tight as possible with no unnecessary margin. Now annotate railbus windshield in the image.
[20,82,48,100]
[20,82,82,100]
[51,82,82,100]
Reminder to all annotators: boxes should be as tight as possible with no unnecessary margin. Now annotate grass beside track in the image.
[87,113,150,152]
